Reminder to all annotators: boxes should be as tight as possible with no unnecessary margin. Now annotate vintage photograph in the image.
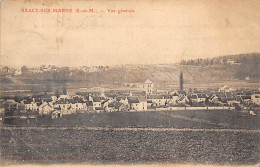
[0,0,260,166]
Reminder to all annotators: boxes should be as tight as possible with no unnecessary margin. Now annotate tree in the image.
[180,71,184,91]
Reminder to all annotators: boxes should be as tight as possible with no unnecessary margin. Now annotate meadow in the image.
[1,110,260,165]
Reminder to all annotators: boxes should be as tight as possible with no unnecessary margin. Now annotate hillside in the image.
[1,53,259,91]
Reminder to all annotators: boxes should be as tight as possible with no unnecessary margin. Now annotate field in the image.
[3,110,260,129]
[1,110,260,165]
[1,128,259,165]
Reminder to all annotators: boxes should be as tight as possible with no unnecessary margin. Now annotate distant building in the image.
[147,95,171,107]
[143,79,154,95]
[127,96,147,111]
[197,93,207,102]
[39,102,53,115]
[251,94,260,105]
[92,97,102,110]
[23,99,38,110]
[227,59,236,65]
[218,85,235,93]
[128,96,140,111]
[3,99,19,110]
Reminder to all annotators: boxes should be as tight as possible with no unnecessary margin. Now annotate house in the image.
[251,94,260,105]
[208,94,219,103]
[83,94,93,102]
[93,97,102,110]
[143,79,154,95]
[128,96,140,111]
[197,93,207,102]
[218,85,235,93]
[39,102,53,115]
[127,96,147,111]
[147,95,171,107]
[138,96,147,111]
[106,102,116,112]
[115,102,128,112]
[51,96,58,102]
[86,101,93,111]
[54,99,71,111]
[105,101,127,112]
[70,100,87,111]
[147,100,153,107]
[51,110,62,119]
[227,59,236,65]
[116,96,128,105]
[189,93,207,103]
[177,95,189,104]
[189,94,198,102]
[101,99,110,110]
[23,99,38,110]
[241,95,251,104]
[69,97,86,111]
[237,95,251,104]
[3,99,19,110]
[217,92,227,98]
[169,93,178,105]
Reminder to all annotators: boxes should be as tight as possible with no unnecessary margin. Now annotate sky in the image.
[1,0,260,67]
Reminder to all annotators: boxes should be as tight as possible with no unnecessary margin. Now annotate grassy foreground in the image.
[1,110,259,165]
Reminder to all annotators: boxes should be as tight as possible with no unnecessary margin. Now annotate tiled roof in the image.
[172,93,178,96]
[128,97,139,103]
[93,97,101,102]
[115,102,123,109]
[144,79,153,84]
[138,96,147,102]
[23,99,32,104]
[108,103,115,107]
[190,95,197,99]
[197,94,206,98]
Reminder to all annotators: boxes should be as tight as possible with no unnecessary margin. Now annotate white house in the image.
[70,102,87,111]
[138,96,147,111]
[92,97,102,110]
[177,95,189,104]
[51,96,58,102]
[251,94,260,105]
[169,93,179,105]
[197,94,207,102]
[54,100,71,111]
[147,95,171,107]
[23,99,38,110]
[218,85,235,93]
[51,110,62,119]
[208,94,219,103]
[39,102,53,115]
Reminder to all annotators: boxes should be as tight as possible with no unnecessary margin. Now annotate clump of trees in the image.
[180,53,260,81]
[235,55,260,80]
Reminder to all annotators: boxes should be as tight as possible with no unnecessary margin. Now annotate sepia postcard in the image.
[0,0,260,166]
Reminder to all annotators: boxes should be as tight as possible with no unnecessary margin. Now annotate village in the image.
[1,78,260,121]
